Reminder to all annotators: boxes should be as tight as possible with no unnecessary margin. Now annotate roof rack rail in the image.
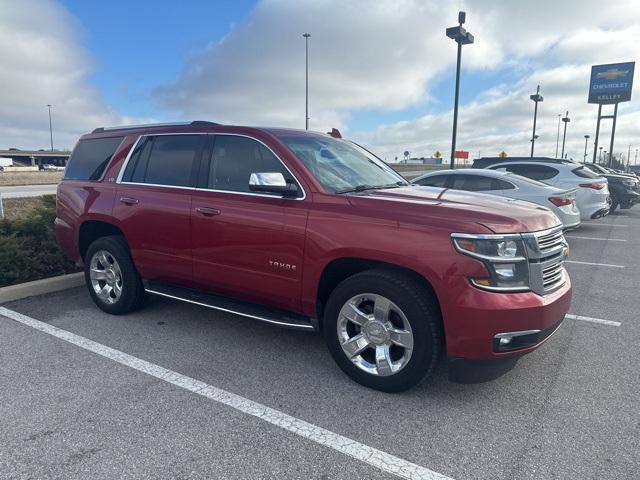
[91,121,219,134]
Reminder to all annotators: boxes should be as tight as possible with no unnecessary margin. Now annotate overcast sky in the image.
[1,0,639,162]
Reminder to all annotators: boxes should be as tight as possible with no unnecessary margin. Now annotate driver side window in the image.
[208,135,296,194]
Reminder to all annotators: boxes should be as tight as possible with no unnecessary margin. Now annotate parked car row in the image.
[413,156,639,230]
[57,123,572,392]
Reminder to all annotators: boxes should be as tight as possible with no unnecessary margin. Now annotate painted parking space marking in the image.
[565,235,626,242]
[565,260,624,268]
[0,306,453,480]
[565,313,621,327]
[583,223,628,228]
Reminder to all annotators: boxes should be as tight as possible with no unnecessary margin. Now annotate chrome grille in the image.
[535,228,565,255]
[524,226,568,295]
[542,259,564,291]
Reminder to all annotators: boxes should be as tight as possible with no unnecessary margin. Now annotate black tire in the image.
[609,201,618,213]
[84,235,146,315]
[323,269,443,392]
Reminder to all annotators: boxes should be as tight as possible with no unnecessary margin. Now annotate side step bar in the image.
[143,281,315,331]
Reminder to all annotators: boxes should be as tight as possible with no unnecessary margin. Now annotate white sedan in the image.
[411,168,581,230]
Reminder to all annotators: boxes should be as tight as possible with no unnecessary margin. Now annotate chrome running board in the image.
[143,280,315,331]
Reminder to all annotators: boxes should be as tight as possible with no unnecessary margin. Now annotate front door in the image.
[190,134,308,312]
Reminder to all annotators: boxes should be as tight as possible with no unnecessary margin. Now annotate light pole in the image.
[561,111,570,159]
[583,135,590,162]
[446,11,474,170]
[47,104,54,151]
[302,33,311,130]
[529,85,543,157]
[555,113,561,158]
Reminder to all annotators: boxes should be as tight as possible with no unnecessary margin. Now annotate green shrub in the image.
[0,195,79,288]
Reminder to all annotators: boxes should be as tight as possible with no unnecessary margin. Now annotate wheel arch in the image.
[315,257,443,332]
[78,220,125,262]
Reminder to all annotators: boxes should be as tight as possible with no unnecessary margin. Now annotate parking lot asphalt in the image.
[1,210,639,480]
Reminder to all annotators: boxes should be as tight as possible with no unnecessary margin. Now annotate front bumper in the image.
[442,272,572,360]
[620,190,640,208]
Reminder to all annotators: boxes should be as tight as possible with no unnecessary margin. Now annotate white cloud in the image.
[0,0,140,150]
[155,0,640,163]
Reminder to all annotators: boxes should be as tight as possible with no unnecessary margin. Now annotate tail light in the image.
[548,196,572,207]
[579,182,605,190]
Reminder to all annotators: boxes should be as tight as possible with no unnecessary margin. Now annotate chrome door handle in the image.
[119,197,139,205]
[195,207,221,216]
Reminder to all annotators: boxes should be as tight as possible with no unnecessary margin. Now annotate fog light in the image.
[495,264,516,279]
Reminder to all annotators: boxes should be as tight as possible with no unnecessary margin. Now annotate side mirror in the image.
[249,172,299,198]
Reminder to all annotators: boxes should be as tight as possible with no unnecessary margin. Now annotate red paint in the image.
[56,124,572,361]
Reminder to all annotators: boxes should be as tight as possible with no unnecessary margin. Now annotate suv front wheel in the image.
[84,235,146,315]
[323,270,442,392]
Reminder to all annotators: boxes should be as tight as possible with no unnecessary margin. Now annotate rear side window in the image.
[572,166,600,179]
[495,164,558,181]
[64,137,124,180]
[122,135,204,187]
[414,174,448,187]
[450,174,499,191]
[208,135,296,194]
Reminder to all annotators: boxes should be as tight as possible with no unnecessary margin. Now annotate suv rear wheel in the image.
[84,236,145,315]
[323,270,442,392]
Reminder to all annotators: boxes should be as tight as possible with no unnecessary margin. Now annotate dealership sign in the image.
[588,62,635,104]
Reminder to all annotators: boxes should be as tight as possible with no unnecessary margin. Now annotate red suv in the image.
[56,121,572,391]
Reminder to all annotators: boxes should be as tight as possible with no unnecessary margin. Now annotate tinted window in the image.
[129,135,203,187]
[65,137,124,180]
[209,135,296,194]
[493,178,516,190]
[450,174,498,191]
[495,164,558,181]
[572,166,600,179]
[414,174,448,187]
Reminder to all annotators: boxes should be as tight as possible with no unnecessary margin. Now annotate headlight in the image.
[451,234,530,292]
[622,179,637,187]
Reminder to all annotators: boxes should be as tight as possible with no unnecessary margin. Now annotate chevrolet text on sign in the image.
[588,62,635,104]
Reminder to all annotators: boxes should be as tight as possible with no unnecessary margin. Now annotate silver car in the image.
[411,168,581,230]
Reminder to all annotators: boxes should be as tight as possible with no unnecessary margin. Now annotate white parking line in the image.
[565,314,621,327]
[0,306,453,480]
[584,224,628,227]
[565,260,624,268]
[565,235,626,242]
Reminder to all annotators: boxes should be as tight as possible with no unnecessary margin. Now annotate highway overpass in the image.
[0,149,70,167]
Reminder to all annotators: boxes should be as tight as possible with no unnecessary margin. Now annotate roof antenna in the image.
[327,128,342,139]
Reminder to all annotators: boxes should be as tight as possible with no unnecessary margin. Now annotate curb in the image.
[0,272,84,304]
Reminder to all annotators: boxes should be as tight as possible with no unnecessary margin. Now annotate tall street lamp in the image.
[555,113,561,158]
[446,11,474,169]
[529,85,543,157]
[302,33,311,130]
[561,111,570,159]
[47,104,54,151]
[583,135,590,162]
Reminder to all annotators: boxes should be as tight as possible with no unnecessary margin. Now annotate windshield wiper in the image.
[336,181,407,194]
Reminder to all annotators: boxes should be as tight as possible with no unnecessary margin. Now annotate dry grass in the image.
[1,197,49,220]
[0,171,63,186]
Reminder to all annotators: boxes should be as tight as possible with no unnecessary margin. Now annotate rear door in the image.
[190,134,308,312]
[114,134,206,285]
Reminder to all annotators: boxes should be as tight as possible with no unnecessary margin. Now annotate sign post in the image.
[588,62,635,166]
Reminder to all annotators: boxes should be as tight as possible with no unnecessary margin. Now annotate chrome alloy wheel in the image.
[89,250,123,305]
[337,294,414,376]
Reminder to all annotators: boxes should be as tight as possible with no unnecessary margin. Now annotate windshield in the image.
[279,135,407,193]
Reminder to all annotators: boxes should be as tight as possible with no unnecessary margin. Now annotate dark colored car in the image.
[581,163,640,211]
[56,122,572,392]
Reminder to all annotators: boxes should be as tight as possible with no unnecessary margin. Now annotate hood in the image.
[347,186,561,234]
